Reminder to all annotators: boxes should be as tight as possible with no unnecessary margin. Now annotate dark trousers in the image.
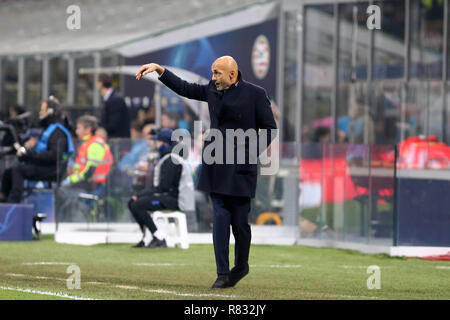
[128,195,174,235]
[1,164,56,203]
[210,192,252,275]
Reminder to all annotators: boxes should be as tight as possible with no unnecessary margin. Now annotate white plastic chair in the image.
[151,210,189,249]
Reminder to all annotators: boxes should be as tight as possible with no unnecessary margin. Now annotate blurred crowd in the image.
[0,73,210,236]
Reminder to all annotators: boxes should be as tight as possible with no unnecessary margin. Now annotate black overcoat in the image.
[102,89,130,138]
[159,69,277,198]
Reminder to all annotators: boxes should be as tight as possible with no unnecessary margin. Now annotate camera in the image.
[0,109,32,157]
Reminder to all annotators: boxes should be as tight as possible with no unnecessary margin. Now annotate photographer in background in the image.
[0,96,74,203]
[0,104,31,148]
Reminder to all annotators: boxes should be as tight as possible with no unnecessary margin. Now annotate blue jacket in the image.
[34,123,75,156]
[118,139,148,171]
[22,123,74,167]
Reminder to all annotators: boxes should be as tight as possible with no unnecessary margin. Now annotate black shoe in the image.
[228,266,249,287]
[147,237,167,249]
[132,240,146,248]
[211,274,230,289]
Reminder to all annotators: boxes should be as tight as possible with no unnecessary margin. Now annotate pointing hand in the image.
[136,63,164,80]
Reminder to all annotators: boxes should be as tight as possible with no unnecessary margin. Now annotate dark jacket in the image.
[137,144,182,209]
[159,69,277,198]
[101,89,130,138]
[21,120,69,181]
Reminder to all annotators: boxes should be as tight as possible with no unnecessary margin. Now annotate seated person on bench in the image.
[61,115,113,191]
[128,128,194,249]
[0,96,74,203]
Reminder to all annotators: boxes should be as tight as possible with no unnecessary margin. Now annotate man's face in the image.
[142,124,155,147]
[137,109,146,122]
[319,133,331,143]
[130,128,140,140]
[96,81,103,91]
[39,101,48,119]
[142,124,153,139]
[9,107,18,118]
[161,115,175,129]
[211,62,234,91]
[76,123,91,140]
[156,140,165,149]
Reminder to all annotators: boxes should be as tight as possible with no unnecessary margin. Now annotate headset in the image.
[39,95,60,120]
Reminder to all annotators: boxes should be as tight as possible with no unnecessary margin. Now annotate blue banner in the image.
[0,203,34,241]
[24,190,54,223]
[124,19,278,110]
[397,178,450,247]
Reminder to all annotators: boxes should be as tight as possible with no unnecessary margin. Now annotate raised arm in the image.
[136,63,207,102]
[136,63,165,79]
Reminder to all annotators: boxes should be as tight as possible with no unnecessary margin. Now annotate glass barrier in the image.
[251,142,299,228]
[395,144,450,247]
[52,139,303,240]
[394,136,450,247]
[397,135,450,170]
[54,138,139,235]
[299,143,395,245]
[3,135,448,248]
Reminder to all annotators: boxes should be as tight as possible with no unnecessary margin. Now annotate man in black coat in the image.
[136,56,277,289]
[97,73,130,138]
[0,97,72,203]
[128,128,182,249]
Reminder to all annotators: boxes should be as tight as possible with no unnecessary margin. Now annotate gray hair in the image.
[77,115,99,133]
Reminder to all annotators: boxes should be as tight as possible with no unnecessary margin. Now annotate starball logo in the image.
[170,121,279,176]
[0,205,17,235]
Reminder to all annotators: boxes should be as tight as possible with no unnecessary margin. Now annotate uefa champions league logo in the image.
[252,35,270,80]
[0,205,17,235]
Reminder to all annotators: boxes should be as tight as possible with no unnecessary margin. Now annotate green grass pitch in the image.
[0,235,449,300]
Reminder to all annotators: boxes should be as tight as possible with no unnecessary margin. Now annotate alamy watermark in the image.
[66,264,81,289]
[366,265,381,290]
[66,5,81,30]
[366,5,381,30]
[170,121,279,176]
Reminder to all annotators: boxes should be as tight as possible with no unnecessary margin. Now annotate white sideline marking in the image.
[141,288,236,298]
[7,273,67,282]
[4,272,382,299]
[250,264,301,268]
[133,263,187,267]
[22,262,75,266]
[115,285,139,290]
[339,266,392,269]
[134,263,302,268]
[0,285,96,300]
[436,266,450,269]
[35,276,53,280]
[7,273,68,282]
[5,273,237,299]
[321,293,381,300]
